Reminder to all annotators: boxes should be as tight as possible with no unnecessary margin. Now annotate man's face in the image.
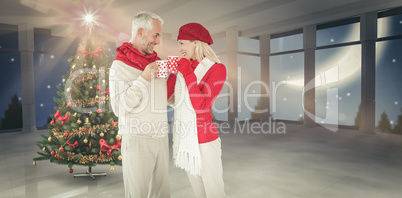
[139,19,162,55]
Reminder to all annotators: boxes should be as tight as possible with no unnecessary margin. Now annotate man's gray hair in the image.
[130,11,164,42]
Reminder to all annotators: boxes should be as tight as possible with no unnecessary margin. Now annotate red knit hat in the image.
[177,23,213,45]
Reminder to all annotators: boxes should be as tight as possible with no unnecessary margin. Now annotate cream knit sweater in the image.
[109,60,168,138]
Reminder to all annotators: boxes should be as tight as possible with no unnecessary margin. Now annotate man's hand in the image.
[141,62,158,82]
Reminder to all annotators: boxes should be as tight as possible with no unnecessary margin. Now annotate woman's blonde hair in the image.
[193,40,220,65]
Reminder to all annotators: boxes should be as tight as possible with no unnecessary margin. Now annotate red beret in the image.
[177,23,213,45]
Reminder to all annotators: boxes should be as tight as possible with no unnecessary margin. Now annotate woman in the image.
[167,22,227,198]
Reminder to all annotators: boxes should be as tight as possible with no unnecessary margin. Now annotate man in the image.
[109,11,170,198]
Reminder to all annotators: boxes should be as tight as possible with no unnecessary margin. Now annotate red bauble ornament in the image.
[82,77,85,83]
[99,151,102,156]
[69,169,73,173]
[67,102,72,107]
[57,154,60,160]
[50,150,55,156]
[50,119,54,126]
[63,132,69,137]
[89,142,92,148]
[111,120,115,127]
[97,108,102,114]
[59,146,65,153]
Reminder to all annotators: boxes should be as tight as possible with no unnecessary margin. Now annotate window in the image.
[0,25,22,131]
[33,32,80,128]
[376,8,402,131]
[270,52,304,121]
[270,31,303,54]
[315,45,361,126]
[270,31,304,122]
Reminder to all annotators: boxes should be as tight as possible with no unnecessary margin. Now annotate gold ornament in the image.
[77,119,82,124]
[62,78,65,83]
[118,155,122,161]
[84,63,87,67]
[48,136,52,142]
[33,161,36,167]
[102,80,105,84]
[100,132,104,137]
[93,65,96,69]
[72,64,76,69]
[84,138,88,144]
[116,135,121,141]
[80,70,83,74]
[89,111,93,115]
[90,86,93,89]
[85,118,89,124]
[110,165,114,170]
[42,147,46,151]
[73,112,77,117]
[77,56,80,59]
[66,87,71,93]
[95,95,99,99]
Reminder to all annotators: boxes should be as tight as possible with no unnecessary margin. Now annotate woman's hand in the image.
[178,58,193,76]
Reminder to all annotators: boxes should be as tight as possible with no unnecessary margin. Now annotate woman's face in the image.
[178,40,196,60]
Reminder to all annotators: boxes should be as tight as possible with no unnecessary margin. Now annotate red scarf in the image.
[114,42,160,71]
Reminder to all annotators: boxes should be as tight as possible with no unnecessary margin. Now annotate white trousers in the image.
[121,135,171,198]
[186,138,227,198]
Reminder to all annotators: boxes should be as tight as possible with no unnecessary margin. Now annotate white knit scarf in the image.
[172,58,215,176]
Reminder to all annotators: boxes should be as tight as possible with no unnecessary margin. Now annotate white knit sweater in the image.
[109,60,168,138]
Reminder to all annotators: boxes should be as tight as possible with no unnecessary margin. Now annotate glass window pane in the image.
[212,55,228,121]
[269,52,304,121]
[34,54,71,127]
[238,37,259,54]
[270,33,303,53]
[238,55,261,121]
[378,14,402,38]
[376,39,402,131]
[317,22,360,47]
[0,29,18,49]
[34,34,80,54]
[315,45,361,126]
[0,52,22,131]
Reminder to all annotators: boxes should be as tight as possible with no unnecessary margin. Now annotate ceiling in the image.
[1,0,402,40]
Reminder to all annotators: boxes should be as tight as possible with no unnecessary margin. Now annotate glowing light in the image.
[40,104,44,107]
[283,98,287,101]
[390,120,394,125]
[347,92,351,96]
[392,59,396,63]
[85,14,94,23]
[50,55,54,59]
[330,39,334,42]
[18,97,21,101]
[290,55,293,59]
[47,85,51,89]
[81,12,99,30]
[395,101,398,105]
[339,97,342,100]
[11,58,14,62]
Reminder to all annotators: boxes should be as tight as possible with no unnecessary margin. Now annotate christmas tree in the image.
[33,31,121,176]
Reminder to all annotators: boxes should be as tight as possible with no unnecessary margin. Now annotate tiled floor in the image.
[1,122,402,198]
